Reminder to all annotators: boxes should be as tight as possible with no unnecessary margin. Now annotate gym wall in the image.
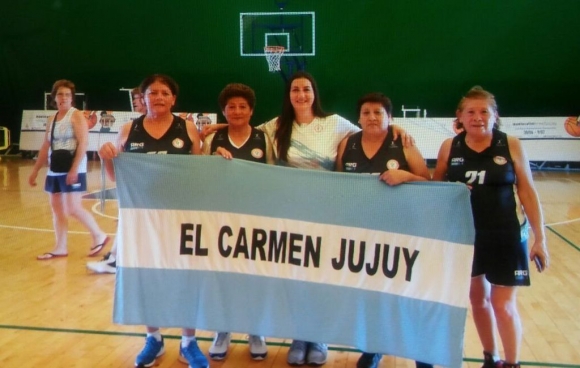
[1,0,578,143]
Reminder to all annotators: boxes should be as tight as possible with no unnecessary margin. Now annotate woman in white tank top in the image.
[28,79,109,260]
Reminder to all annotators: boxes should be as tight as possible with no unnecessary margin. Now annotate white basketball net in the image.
[264,46,285,72]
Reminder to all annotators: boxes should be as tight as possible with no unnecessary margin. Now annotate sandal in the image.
[37,252,68,260]
[88,235,110,257]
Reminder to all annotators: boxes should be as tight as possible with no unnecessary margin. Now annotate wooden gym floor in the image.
[0,157,578,368]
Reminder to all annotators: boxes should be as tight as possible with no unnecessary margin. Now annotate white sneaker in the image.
[248,335,268,360]
[209,332,231,360]
[86,252,116,274]
[287,340,307,365]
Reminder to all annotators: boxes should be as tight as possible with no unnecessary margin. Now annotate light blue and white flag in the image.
[113,153,474,367]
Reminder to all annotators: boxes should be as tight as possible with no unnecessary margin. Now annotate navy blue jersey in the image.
[447,129,530,285]
[340,127,409,174]
[210,127,267,163]
[446,129,521,230]
[123,115,192,154]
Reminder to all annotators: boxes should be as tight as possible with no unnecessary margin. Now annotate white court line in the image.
[0,223,114,235]
[91,201,119,221]
[0,197,118,234]
[546,217,580,226]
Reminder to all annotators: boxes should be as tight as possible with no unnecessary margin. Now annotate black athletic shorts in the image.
[471,223,530,287]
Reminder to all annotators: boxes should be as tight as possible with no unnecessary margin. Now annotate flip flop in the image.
[88,235,110,257]
[37,253,68,260]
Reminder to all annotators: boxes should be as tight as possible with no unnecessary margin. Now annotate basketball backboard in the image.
[44,92,86,110]
[240,12,315,56]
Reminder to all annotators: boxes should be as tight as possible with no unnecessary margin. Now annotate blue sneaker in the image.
[179,340,209,368]
[135,336,165,367]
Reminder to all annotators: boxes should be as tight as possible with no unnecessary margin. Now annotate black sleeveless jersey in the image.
[123,115,192,154]
[210,127,267,163]
[447,129,521,230]
[340,127,409,174]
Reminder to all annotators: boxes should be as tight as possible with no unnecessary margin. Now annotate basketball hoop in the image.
[264,46,285,72]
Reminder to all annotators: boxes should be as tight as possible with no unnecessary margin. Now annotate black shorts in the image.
[472,224,530,287]
[44,173,87,193]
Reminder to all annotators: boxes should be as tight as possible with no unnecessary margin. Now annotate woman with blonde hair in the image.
[433,86,549,368]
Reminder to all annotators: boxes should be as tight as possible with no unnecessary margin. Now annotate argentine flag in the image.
[113,154,474,367]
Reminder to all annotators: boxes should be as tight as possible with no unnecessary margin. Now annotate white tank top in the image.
[47,107,87,175]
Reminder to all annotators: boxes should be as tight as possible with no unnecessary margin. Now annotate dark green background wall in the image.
[1,0,578,142]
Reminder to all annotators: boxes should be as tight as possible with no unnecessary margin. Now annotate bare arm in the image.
[201,133,214,156]
[379,145,430,185]
[509,135,549,271]
[256,118,280,159]
[201,131,235,159]
[390,124,415,148]
[335,136,349,172]
[200,123,227,142]
[98,122,131,182]
[264,133,276,165]
[432,138,453,181]
[185,120,202,155]
[66,109,89,185]
[28,116,53,186]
